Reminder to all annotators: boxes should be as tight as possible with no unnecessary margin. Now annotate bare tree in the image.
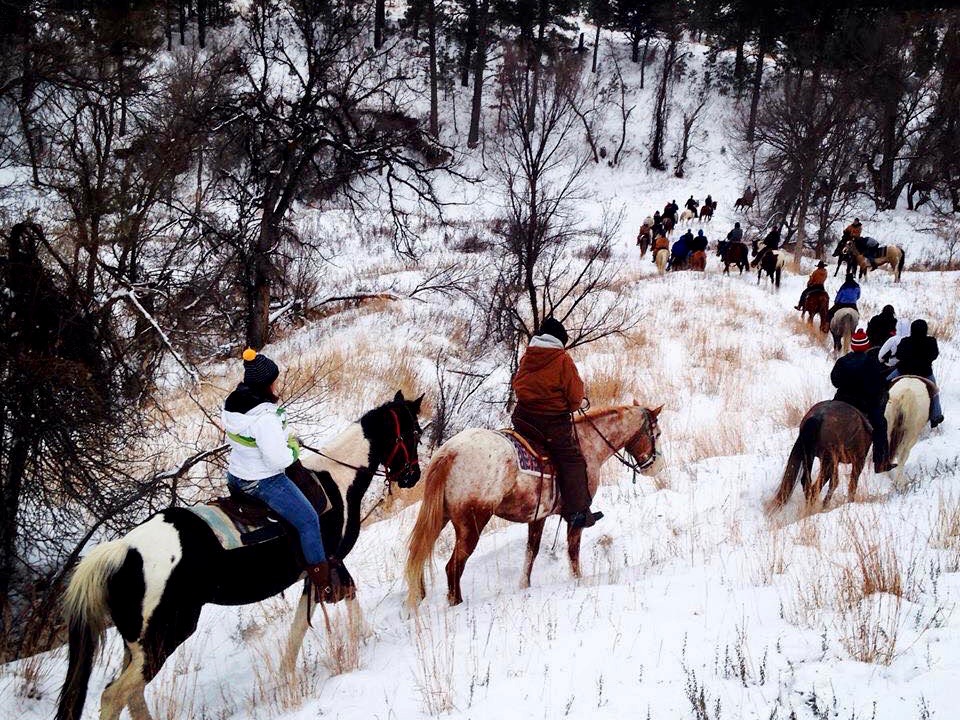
[649,35,678,171]
[673,88,708,178]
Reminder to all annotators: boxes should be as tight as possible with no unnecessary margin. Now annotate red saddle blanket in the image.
[498,429,555,478]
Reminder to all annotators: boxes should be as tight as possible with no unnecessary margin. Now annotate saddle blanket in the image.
[186,504,284,550]
[498,429,555,478]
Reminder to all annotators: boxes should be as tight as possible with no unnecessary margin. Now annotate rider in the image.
[685,195,698,213]
[511,318,601,529]
[670,230,693,269]
[830,329,896,473]
[652,231,670,262]
[664,199,679,222]
[690,229,708,253]
[726,221,744,246]
[762,226,781,251]
[223,349,334,600]
[794,260,828,310]
[893,319,944,428]
[845,218,863,240]
[637,220,652,246]
[704,193,713,209]
[866,305,897,347]
[828,272,860,321]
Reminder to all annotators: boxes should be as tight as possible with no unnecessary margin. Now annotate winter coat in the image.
[808,268,828,287]
[831,349,888,413]
[685,198,698,212]
[222,384,297,480]
[727,227,744,243]
[763,230,781,249]
[835,282,861,305]
[691,233,708,252]
[672,238,690,258]
[878,319,911,366]
[896,335,939,378]
[639,223,651,238]
[845,223,862,239]
[679,230,694,245]
[866,310,897,347]
[654,235,670,251]
[513,334,585,415]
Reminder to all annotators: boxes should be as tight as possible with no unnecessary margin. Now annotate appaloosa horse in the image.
[830,307,859,352]
[886,376,933,489]
[57,393,424,720]
[766,401,872,511]
[405,403,662,606]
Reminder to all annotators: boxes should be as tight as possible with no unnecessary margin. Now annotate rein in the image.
[576,408,659,483]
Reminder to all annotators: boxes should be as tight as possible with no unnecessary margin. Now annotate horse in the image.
[844,239,905,283]
[56,392,424,720]
[734,192,755,212]
[699,200,717,222]
[886,377,932,490]
[718,240,749,275]
[405,403,662,606]
[829,307,859,352]
[636,227,651,257]
[679,208,697,224]
[662,215,675,236]
[752,243,785,289]
[688,250,707,271]
[832,237,857,277]
[766,400,872,511]
[655,248,669,274]
[800,289,831,333]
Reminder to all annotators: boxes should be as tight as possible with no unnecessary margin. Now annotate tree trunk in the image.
[746,34,767,143]
[198,0,207,48]
[591,22,601,73]
[631,32,640,63]
[793,181,810,263]
[0,431,30,632]
[247,212,275,349]
[179,0,186,45]
[467,0,490,148]
[639,36,650,89]
[460,0,477,87]
[734,30,745,93]
[427,0,439,137]
[649,38,676,171]
[374,0,386,48]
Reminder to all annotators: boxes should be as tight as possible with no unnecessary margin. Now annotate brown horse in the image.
[662,215,675,236]
[636,227,651,257]
[766,401,872,511]
[699,201,717,222]
[734,191,755,212]
[688,250,707,271]
[844,240,905,282]
[718,241,749,274]
[800,290,830,332]
[405,404,662,606]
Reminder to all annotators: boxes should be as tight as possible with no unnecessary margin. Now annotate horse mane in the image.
[574,405,634,423]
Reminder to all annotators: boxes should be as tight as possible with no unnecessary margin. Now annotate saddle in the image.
[890,374,939,400]
[189,462,331,550]
[498,428,555,479]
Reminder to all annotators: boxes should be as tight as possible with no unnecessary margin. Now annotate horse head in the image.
[624,401,663,471]
[366,390,424,488]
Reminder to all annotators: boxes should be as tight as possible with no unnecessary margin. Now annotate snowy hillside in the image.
[2,20,959,720]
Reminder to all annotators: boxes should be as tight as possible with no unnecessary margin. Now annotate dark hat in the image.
[817,260,827,268]
[853,219,862,226]
[882,305,895,316]
[910,319,928,337]
[538,317,569,346]
[735,222,741,228]
[851,329,870,352]
[242,348,280,386]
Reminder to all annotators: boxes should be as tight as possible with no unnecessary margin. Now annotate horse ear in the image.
[394,390,405,403]
[632,398,640,406]
[650,405,664,418]
[409,393,425,414]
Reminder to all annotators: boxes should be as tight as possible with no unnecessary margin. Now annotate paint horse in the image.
[405,402,662,607]
[57,392,424,720]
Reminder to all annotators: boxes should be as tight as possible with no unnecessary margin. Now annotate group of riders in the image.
[223,317,600,601]
[225,211,940,601]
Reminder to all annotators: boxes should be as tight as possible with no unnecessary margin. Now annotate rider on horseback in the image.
[828,273,860,321]
[690,229,708,253]
[866,305,897,347]
[891,319,944,428]
[223,350,334,600]
[652,232,669,262]
[685,195,698,213]
[511,318,601,529]
[830,330,896,473]
[726,222,744,246]
[670,230,693,269]
[794,260,828,310]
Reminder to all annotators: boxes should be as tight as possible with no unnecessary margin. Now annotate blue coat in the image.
[835,284,861,305]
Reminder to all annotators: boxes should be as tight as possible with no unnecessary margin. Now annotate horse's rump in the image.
[890,374,939,400]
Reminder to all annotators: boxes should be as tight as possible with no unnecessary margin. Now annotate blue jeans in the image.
[886,370,943,423]
[227,472,326,564]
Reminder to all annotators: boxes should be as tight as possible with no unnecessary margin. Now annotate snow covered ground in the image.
[2,26,959,720]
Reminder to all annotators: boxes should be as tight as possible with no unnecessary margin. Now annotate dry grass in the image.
[318,600,368,676]
[929,493,960,571]
[412,610,456,715]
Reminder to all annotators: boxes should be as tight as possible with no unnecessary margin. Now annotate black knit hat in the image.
[911,319,928,337]
[538,317,569,346]
[242,348,280,386]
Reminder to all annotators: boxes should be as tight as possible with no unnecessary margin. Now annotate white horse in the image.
[886,377,931,489]
[830,308,859,354]
[679,208,696,223]
[655,248,669,274]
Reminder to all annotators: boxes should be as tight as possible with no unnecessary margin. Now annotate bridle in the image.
[577,407,660,483]
[301,405,421,488]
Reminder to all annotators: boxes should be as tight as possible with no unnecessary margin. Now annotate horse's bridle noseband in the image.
[383,406,421,488]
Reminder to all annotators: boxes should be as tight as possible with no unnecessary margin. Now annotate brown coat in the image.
[654,235,669,251]
[845,223,862,238]
[808,267,827,286]
[513,345,585,414]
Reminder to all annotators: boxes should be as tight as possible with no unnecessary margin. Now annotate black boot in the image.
[568,510,604,528]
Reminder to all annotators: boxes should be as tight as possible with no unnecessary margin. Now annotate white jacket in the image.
[879,318,911,367]
[222,402,296,481]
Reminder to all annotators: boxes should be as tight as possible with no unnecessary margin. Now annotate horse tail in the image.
[404,451,455,607]
[57,541,129,720]
[897,246,905,280]
[767,416,820,511]
[888,401,905,462]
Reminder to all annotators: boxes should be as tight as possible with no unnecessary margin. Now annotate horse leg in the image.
[281,586,314,673]
[521,518,547,590]
[445,509,493,605]
[100,642,151,720]
[821,459,838,506]
[848,454,866,500]
[566,525,585,579]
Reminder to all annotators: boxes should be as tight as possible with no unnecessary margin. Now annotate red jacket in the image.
[513,336,585,414]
